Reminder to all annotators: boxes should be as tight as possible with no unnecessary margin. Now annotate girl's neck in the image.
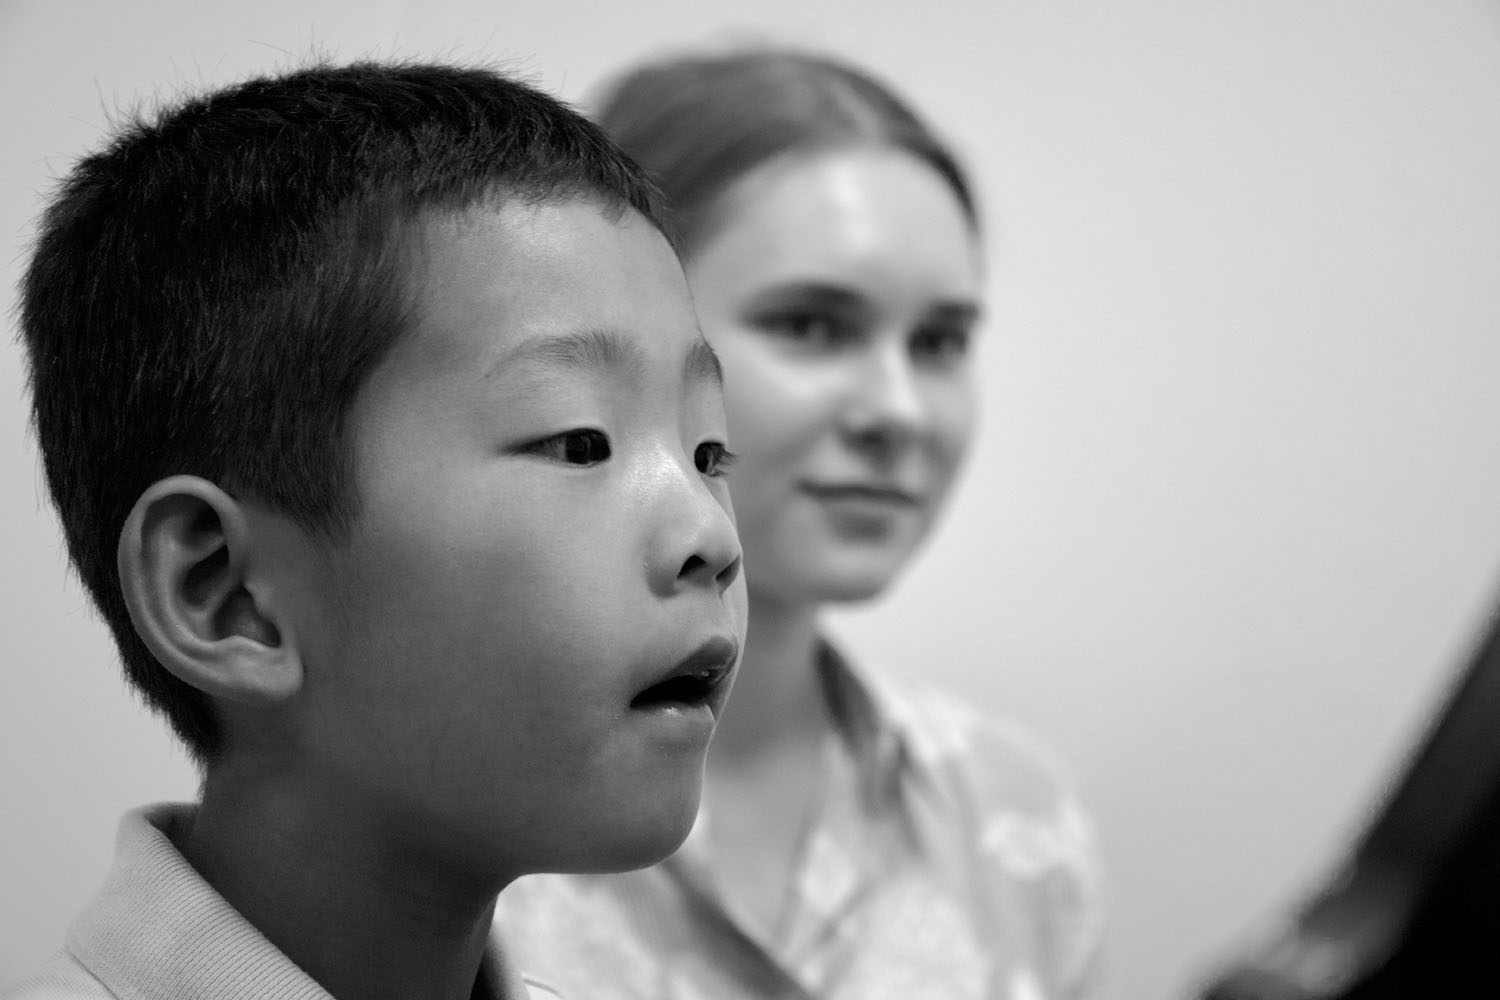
[699,591,838,936]
[709,589,831,764]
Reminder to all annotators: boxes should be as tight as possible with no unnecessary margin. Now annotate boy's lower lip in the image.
[629,700,721,749]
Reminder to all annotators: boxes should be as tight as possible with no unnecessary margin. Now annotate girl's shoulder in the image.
[860,665,1108,993]
[862,661,1104,891]
[861,665,1075,814]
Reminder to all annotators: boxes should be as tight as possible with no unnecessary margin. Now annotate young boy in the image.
[5,61,746,1000]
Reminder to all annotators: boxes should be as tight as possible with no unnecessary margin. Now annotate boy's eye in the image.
[910,325,973,366]
[525,429,612,466]
[694,441,737,478]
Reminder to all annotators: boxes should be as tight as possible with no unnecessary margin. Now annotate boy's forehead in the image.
[395,199,698,378]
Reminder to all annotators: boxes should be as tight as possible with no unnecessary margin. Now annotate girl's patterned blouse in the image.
[494,642,1106,1000]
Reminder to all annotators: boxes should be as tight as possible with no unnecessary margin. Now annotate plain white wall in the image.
[3,2,1498,998]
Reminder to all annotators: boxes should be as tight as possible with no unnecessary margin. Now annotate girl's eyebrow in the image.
[744,281,864,313]
[926,301,983,326]
[684,337,724,389]
[744,283,981,326]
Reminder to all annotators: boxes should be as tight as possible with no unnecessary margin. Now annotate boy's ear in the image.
[117,475,303,705]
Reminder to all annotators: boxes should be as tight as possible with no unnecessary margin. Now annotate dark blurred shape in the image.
[1196,593,1500,1000]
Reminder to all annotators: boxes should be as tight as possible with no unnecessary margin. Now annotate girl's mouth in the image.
[800,483,921,506]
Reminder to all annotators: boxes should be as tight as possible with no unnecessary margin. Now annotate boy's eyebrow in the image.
[488,328,724,389]
[488,328,646,382]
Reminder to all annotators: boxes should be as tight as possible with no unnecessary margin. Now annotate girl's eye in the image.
[526,429,612,466]
[694,441,737,478]
[759,311,856,349]
[910,325,973,366]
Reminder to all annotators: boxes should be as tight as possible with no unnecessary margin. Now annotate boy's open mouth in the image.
[630,638,738,709]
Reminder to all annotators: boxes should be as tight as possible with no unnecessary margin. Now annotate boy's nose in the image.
[647,457,742,598]
[676,543,743,596]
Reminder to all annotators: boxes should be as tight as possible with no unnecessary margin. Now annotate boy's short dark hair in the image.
[20,61,666,762]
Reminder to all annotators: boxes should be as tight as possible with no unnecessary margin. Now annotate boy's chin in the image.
[556,784,703,875]
[587,831,692,874]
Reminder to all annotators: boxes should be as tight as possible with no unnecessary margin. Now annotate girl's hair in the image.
[592,47,978,253]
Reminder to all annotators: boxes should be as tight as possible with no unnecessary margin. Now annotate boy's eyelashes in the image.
[518,429,736,478]
[522,428,612,466]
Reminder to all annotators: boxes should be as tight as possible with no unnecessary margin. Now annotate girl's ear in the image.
[117,476,303,704]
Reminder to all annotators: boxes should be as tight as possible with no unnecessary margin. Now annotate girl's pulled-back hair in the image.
[591,47,978,254]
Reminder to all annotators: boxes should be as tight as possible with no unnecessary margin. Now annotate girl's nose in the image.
[840,340,928,456]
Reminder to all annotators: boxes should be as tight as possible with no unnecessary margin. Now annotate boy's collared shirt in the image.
[3,804,559,1000]
[495,643,1107,1000]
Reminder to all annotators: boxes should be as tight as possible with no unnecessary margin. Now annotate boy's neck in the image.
[179,762,514,1000]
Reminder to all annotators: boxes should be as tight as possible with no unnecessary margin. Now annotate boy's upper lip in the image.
[629,635,740,710]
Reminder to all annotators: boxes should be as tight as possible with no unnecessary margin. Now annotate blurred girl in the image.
[495,46,1106,1000]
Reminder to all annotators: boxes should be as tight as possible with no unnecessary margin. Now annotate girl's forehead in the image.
[688,149,983,298]
[706,148,968,243]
